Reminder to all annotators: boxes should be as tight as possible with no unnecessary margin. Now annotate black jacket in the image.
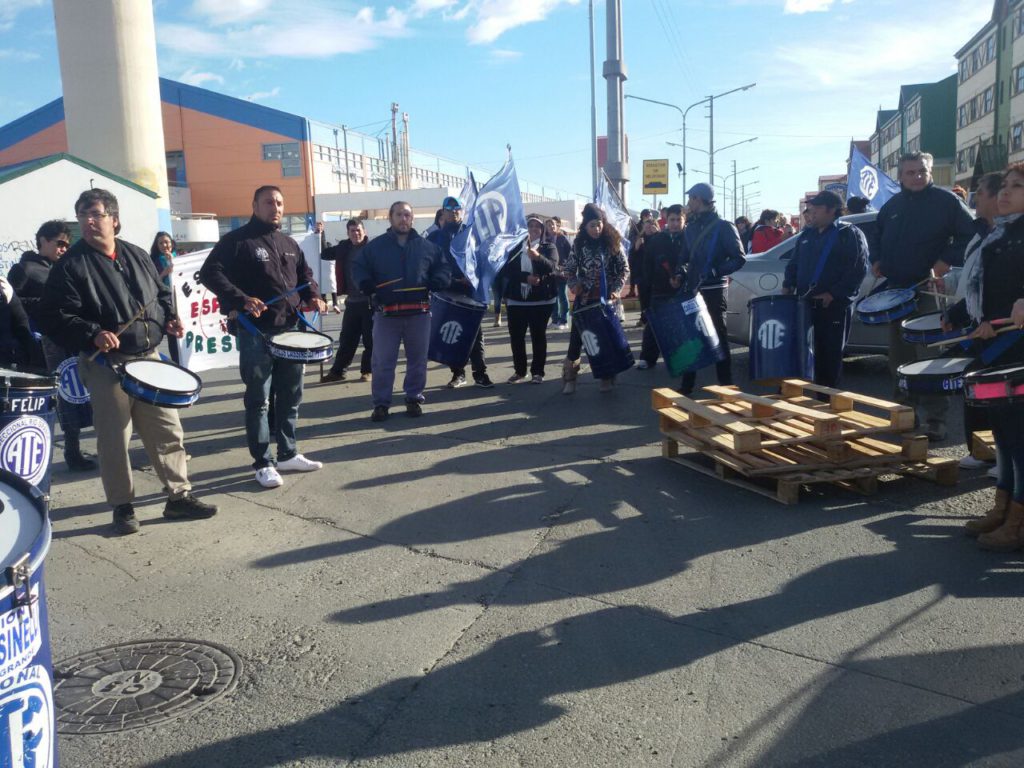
[677,210,746,293]
[502,240,557,303]
[8,251,52,329]
[783,221,870,303]
[0,280,35,369]
[352,228,450,310]
[321,238,369,303]
[640,230,685,308]
[39,238,173,355]
[199,217,320,333]
[870,184,975,287]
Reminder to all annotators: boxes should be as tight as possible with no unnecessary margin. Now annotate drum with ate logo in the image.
[0,370,55,500]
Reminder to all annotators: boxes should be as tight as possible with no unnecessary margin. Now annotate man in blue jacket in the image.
[869,152,975,441]
[673,183,746,395]
[353,201,451,422]
[782,190,869,387]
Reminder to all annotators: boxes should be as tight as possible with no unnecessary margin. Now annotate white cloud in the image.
[0,0,43,32]
[0,48,40,62]
[159,5,409,58]
[179,68,225,87]
[411,0,458,16]
[228,58,246,71]
[190,0,274,25]
[244,87,280,102]
[784,0,835,12]
[458,0,581,44]
[490,48,522,60]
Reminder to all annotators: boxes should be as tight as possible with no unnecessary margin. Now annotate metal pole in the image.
[390,102,400,189]
[733,159,737,221]
[589,0,598,196]
[708,96,714,185]
[603,0,628,203]
[342,125,351,193]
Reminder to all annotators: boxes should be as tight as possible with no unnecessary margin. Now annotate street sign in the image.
[643,159,669,195]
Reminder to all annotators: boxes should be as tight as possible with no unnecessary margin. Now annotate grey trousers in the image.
[370,312,431,407]
[79,351,190,507]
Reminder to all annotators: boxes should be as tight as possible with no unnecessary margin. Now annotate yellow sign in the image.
[643,159,669,195]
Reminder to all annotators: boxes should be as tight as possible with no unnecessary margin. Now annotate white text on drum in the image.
[0,602,41,681]
[6,400,45,415]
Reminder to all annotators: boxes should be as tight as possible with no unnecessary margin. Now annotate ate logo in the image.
[582,330,601,357]
[439,321,463,345]
[56,358,90,405]
[758,319,786,351]
[0,671,53,768]
[859,166,879,200]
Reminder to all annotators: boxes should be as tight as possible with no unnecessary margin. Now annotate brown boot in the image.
[978,500,1024,552]
[599,377,614,393]
[561,359,579,395]
[965,488,1011,537]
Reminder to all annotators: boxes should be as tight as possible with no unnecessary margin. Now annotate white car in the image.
[724,212,962,353]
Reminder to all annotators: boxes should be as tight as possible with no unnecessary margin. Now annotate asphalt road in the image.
[46,309,1024,767]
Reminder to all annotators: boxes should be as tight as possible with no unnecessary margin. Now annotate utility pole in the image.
[390,102,400,190]
[342,125,351,193]
[588,0,598,196]
[603,0,628,203]
[709,97,715,185]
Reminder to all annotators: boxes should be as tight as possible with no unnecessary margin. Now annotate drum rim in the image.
[0,470,49,603]
[432,292,486,309]
[857,288,917,312]
[122,359,203,394]
[897,357,974,375]
[964,364,1024,383]
[121,379,201,403]
[267,331,333,349]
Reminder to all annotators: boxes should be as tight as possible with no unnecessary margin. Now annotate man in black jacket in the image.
[320,218,372,383]
[200,185,326,490]
[9,220,97,471]
[869,151,975,441]
[638,204,685,369]
[40,189,216,535]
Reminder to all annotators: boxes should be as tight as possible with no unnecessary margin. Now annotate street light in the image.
[625,93,717,196]
[724,163,758,223]
[706,83,756,183]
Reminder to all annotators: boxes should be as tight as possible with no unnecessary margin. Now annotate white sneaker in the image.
[277,454,323,472]
[530,374,544,384]
[636,360,650,370]
[255,466,283,488]
[959,454,990,470]
[507,374,526,383]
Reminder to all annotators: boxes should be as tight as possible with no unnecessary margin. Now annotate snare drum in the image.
[265,331,333,363]
[963,364,1024,406]
[120,359,202,408]
[856,288,918,325]
[897,357,973,395]
[900,312,967,345]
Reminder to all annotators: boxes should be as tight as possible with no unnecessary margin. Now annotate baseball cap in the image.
[441,196,462,211]
[686,183,715,202]
[806,190,844,209]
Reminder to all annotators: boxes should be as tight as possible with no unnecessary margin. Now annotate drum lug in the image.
[5,554,36,618]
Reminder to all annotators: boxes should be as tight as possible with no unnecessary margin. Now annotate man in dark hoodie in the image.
[869,151,975,441]
[40,189,217,535]
[200,185,326,490]
[353,201,451,422]
[9,219,96,471]
[673,183,746,395]
[427,196,493,389]
[638,204,686,369]
[320,218,372,383]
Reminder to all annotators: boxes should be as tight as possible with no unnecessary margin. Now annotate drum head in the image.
[966,363,1024,383]
[898,357,973,376]
[858,288,915,313]
[0,367,55,390]
[0,474,44,571]
[123,359,201,393]
[271,331,331,349]
[435,292,485,309]
[901,313,945,332]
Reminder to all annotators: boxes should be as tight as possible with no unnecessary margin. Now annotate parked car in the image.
[724,211,962,353]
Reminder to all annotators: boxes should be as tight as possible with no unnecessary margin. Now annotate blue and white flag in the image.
[595,171,632,255]
[451,154,527,302]
[848,146,900,209]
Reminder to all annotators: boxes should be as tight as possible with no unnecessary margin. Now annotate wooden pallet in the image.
[972,430,996,461]
[654,381,957,504]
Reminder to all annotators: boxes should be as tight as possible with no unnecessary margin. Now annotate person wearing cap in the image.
[868,151,975,442]
[545,217,572,329]
[781,191,869,387]
[427,196,494,389]
[503,214,558,383]
[561,203,628,394]
[672,182,746,396]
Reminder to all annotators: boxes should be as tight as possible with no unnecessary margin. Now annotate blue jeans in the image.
[551,279,569,324]
[992,404,1024,502]
[371,312,431,407]
[238,326,305,468]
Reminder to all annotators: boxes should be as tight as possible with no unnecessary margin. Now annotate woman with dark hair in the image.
[149,231,180,362]
[149,231,176,286]
[560,203,628,394]
[504,214,557,383]
[945,164,1024,550]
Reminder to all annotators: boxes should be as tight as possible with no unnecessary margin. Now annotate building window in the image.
[262,142,302,178]
[166,150,186,186]
[985,86,995,114]
[987,35,996,62]
[1016,65,1024,96]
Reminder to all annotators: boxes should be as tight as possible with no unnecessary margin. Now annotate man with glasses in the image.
[869,151,975,442]
[9,220,97,471]
[40,189,217,535]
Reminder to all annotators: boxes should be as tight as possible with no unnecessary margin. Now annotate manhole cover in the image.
[53,639,241,734]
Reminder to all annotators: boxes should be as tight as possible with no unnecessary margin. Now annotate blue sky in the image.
[0,0,995,216]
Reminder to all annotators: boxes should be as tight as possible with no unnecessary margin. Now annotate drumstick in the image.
[927,324,1019,348]
[263,282,310,308]
[375,277,403,289]
[87,300,153,361]
[394,286,427,292]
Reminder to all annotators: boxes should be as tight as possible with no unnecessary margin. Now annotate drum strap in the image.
[807,227,840,292]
